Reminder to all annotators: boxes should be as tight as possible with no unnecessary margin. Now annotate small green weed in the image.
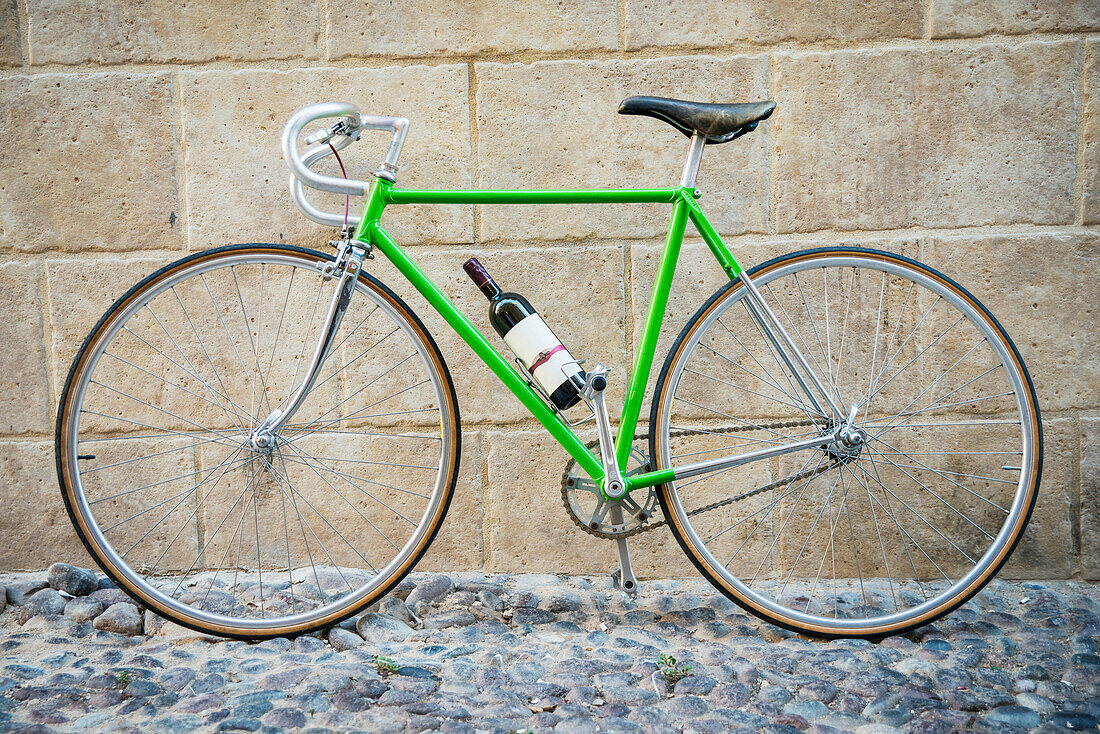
[374,655,399,677]
[657,654,692,685]
[114,670,132,687]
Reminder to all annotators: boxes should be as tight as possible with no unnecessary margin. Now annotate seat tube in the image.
[614,195,689,468]
[612,136,701,467]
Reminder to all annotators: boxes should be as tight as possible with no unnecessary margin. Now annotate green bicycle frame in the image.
[351,177,745,495]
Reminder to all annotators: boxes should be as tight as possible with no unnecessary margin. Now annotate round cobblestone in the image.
[0,572,1094,732]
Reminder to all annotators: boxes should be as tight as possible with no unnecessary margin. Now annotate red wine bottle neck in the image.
[463,257,503,301]
[479,281,502,301]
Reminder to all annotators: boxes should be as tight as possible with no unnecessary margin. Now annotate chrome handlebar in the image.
[282,102,410,227]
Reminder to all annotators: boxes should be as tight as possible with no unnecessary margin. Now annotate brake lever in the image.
[303,117,361,146]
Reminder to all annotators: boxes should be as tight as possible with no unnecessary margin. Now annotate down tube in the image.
[365,224,605,482]
[614,196,689,468]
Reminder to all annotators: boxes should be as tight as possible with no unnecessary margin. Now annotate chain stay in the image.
[561,418,824,537]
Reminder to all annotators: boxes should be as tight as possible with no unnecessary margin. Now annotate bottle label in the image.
[503,314,583,396]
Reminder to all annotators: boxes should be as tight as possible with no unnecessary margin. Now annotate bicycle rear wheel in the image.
[650,247,1041,638]
[57,244,460,638]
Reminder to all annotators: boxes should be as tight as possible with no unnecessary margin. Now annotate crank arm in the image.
[609,504,638,597]
[580,365,628,500]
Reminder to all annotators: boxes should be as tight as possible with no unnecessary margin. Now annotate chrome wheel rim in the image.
[656,252,1038,633]
[62,249,455,633]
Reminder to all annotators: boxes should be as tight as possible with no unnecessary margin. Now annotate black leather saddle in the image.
[618,96,776,144]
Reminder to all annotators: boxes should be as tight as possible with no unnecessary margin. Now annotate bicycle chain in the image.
[560,418,828,538]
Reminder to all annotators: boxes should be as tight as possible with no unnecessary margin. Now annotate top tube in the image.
[382,186,686,205]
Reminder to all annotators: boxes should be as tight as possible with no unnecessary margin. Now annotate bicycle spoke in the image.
[89,379,241,445]
[143,301,252,431]
[62,249,454,633]
[232,266,274,416]
[121,323,253,429]
[80,434,227,475]
[854,455,954,583]
[865,438,1009,515]
[655,252,1036,634]
[282,441,423,519]
[263,453,377,575]
[101,349,248,430]
[91,452,249,506]
[740,298,824,421]
[170,288,257,429]
[201,273,267,420]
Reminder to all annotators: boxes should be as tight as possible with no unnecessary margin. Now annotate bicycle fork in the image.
[250,243,368,449]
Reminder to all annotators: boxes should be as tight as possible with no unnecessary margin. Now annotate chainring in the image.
[561,441,660,539]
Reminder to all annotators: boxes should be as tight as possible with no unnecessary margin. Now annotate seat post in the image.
[679,133,706,188]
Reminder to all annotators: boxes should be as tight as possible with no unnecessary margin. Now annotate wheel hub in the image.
[825,406,868,461]
[248,430,278,454]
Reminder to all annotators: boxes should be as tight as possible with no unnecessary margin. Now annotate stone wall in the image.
[0,1,1097,579]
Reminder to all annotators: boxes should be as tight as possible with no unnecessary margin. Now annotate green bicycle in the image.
[56,96,1041,639]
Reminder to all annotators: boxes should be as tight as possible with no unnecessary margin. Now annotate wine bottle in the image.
[463,258,586,410]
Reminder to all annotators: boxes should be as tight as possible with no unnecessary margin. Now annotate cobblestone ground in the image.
[0,568,1098,733]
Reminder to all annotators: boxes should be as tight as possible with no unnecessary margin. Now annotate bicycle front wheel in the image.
[650,247,1041,638]
[57,244,460,638]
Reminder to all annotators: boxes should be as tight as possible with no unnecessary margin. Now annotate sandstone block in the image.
[623,0,920,50]
[484,429,696,576]
[0,262,50,435]
[327,0,615,58]
[772,42,1076,233]
[0,0,18,67]
[0,440,93,569]
[27,0,319,65]
[1082,418,1100,580]
[179,65,472,250]
[922,233,1099,412]
[1001,419,1075,578]
[361,243,629,425]
[627,238,735,416]
[45,255,175,397]
[0,73,181,252]
[418,432,485,572]
[1083,41,1100,225]
[931,0,1100,38]
[475,56,769,242]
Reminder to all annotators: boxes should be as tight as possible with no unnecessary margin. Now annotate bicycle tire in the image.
[650,246,1041,638]
[56,243,461,639]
